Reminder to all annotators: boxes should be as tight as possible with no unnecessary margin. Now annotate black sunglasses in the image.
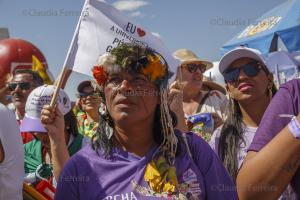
[182,63,206,73]
[7,82,31,91]
[77,92,100,98]
[223,61,265,82]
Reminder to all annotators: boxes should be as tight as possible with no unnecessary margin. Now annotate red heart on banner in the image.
[137,27,146,37]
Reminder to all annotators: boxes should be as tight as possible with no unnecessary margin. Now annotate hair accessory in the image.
[92,44,168,89]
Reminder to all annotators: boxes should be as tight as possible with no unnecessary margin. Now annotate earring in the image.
[101,105,114,139]
[268,86,273,101]
[105,123,113,139]
[99,103,106,115]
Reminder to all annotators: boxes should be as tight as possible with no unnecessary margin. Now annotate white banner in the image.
[64,0,179,82]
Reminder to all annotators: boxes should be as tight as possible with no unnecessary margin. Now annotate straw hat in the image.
[202,76,226,95]
[173,49,213,70]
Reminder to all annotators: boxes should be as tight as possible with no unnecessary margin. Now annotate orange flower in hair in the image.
[92,66,107,86]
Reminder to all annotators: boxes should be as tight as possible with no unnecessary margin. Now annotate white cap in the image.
[20,85,71,133]
[219,47,268,74]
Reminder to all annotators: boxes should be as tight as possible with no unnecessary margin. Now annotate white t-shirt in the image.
[0,103,24,200]
[209,125,256,168]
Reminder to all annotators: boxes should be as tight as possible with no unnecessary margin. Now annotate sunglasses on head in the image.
[182,63,206,74]
[223,61,266,83]
[7,82,31,91]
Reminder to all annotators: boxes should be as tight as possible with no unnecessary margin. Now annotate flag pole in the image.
[50,0,89,107]
[50,68,68,107]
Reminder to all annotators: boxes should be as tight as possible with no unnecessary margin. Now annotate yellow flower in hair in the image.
[142,55,166,82]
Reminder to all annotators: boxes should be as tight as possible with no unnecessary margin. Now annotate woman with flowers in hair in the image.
[41,43,237,199]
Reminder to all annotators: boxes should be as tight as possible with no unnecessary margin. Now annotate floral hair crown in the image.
[92,43,170,89]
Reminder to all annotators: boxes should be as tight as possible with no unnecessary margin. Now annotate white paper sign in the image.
[65,0,179,83]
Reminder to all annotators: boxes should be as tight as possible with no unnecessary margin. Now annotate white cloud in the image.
[151,32,162,39]
[129,11,143,17]
[113,0,149,11]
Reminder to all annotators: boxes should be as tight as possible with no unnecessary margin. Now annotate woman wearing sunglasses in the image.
[75,80,101,138]
[210,47,276,176]
[171,49,228,142]
[208,47,300,198]
[212,47,298,200]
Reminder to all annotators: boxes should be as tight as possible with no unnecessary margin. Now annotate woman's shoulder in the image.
[176,130,211,145]
[176,131,215,158]
[279,79,300,99]
[75,143,100,157]
[60,145,102,179]
[280,78,300,90]
[209,126,223,152]
[176,131,227,174]
[183,132,214,154]
[67,145,100,166]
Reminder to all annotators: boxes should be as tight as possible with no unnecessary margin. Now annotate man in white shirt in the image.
[0,76,24,199]
[0,62,24,200]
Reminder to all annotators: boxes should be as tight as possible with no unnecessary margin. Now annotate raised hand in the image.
[41,105,65,142]
[168,81,187,132]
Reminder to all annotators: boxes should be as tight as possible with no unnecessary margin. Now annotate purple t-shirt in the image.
[55,132,238,200]
[249,79,300,197]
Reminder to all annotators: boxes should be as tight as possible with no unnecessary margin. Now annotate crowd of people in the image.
[0,37,300,200]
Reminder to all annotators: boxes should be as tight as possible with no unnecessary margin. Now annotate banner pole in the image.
[50,67,67,107]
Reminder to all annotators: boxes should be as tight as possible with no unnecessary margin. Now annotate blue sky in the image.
[0,0,286,100]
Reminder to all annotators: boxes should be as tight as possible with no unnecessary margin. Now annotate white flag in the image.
[64,0,179,82]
